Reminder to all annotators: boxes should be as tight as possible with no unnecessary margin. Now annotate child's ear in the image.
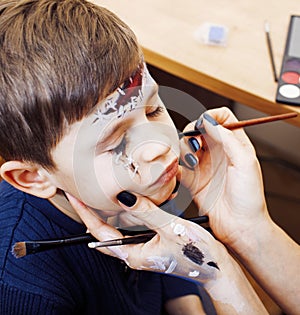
[0,161,57,198]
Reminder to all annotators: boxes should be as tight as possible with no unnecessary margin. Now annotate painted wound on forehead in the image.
[92,63,145,124]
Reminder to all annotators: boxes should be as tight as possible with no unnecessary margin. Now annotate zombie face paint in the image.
[114,150,139,179]
[92,63,144,125]
[48,62,180,215]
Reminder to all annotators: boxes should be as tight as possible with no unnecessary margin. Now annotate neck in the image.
[49,190,83,223]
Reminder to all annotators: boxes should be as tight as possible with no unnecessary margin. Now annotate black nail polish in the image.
[116,191,137,207]
[194,117,203,130]
[172,180,180,194]
[203,113,218,126]
[188,137,200,152]
[184,153,198,168]
[61,190,69,200]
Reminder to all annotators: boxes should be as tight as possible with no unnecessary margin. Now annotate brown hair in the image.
[0,0,142,169]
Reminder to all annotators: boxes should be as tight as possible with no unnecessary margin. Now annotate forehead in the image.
[56,63,157,151]
[91,62,149,126]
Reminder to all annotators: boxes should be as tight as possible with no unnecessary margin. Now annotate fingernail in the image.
[172,180,180,194]
[194,117,203,130]
[188,137,200,152]
[116,191,137,207]
[184,153,198,168]
[61,190,69,200]
[203,113,218,126]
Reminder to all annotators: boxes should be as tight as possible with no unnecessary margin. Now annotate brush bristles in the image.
[12,242,26,259]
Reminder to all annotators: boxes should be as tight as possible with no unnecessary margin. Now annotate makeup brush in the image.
[87,232,156,249]
[178,112,298,138]
[12,233,97,258]
[12,215,209,258]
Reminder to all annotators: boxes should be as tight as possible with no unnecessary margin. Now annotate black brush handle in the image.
[118,215,209,236]
[119,232,156,245]
[93,232,157,248]
[28,215,208,244]
[18,215,209,256]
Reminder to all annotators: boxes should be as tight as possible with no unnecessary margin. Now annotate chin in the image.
[147,178,177,205]
[91,207,123,218]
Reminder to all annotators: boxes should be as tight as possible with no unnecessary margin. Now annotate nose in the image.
[127,123,177,163]
[138,138,171,162]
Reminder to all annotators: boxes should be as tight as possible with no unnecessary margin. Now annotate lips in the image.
[153,159,178,186]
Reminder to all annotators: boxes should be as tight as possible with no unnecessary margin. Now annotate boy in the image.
[0,0,214,314]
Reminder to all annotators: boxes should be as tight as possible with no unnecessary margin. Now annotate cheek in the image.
[94,156,120,196]
[82,153,143,211]
[67,153,119,211]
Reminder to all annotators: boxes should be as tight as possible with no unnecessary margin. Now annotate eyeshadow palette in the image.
[276,15,300,106]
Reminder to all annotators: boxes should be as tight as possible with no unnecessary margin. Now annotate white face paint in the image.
[49,63,180,215]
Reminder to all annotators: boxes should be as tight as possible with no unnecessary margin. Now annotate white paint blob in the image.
[147,256,169,271]
[109,247,129,261]
[173,223,186,236]
[188,270,200,277]
[165,260,178,273]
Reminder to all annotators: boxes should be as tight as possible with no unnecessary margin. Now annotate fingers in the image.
[67,191,223,278]
[66,193,113,235]
[116,191,226,275]
[181,107,256,169]
[65,193,126,257]
[200,107,254,147]
[201,112,257,167]
[179,121,203,170]
[118,211,149,228]
[180,137,201,168]
[116,191,213,244]
[116,190,178,232]
[200,106,238,125]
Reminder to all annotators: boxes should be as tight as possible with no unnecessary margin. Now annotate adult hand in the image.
[66,192,226,282]
[180,107,300,315]
[179,107,271,249]
[67,191,267,314]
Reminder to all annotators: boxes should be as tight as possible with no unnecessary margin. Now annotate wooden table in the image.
[93,0,300,127]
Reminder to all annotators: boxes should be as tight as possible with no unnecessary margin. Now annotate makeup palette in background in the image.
[276,15,300,106]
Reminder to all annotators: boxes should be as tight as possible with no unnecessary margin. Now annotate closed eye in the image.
[146,106,164,118]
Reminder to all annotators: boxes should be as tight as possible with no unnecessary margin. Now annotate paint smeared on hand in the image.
[182,242,204,265]
[207,261,220,270]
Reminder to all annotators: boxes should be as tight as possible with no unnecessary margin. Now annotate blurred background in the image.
[149,64,300,315]
[149,64,300,245]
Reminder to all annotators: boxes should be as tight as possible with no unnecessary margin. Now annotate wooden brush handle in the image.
[179,112,298,138]
[223,112,298,130]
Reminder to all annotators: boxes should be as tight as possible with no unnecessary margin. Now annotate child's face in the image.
[48,64,180,215]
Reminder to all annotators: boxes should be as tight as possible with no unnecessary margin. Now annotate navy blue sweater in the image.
[0,181,215,314]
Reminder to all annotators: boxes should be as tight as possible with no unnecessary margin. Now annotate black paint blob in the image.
[207,261,220,270]
[182,243,204,265]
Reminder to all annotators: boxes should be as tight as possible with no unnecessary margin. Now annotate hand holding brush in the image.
[12,215,209,258]
[178,112,297,138]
